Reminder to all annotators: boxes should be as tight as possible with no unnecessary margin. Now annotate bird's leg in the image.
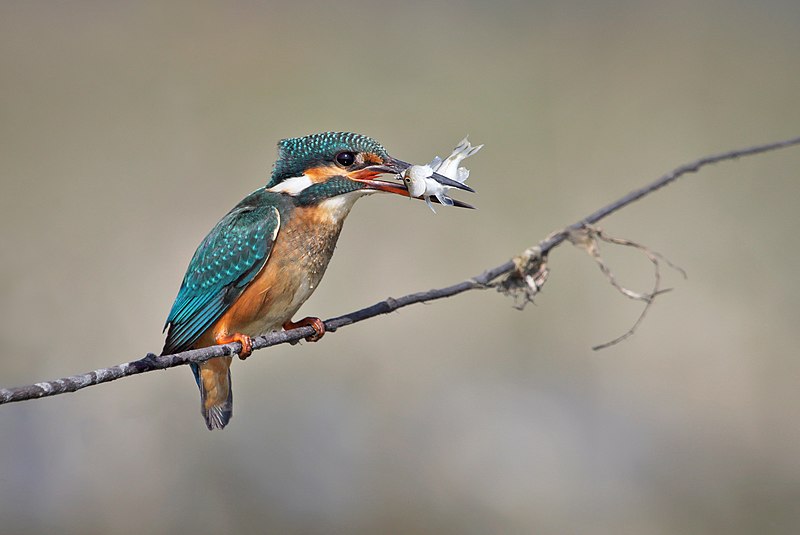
[283,317,326,342]
[215,332,254,360]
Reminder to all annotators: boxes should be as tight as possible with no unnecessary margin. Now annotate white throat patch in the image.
[267,175,314,195]
[317,190,369,222]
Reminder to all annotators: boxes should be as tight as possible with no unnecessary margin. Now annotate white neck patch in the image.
[267,175,314,195]
[317,190,370,222]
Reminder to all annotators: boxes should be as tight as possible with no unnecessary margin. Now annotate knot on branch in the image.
[494,245,550,309]
[2,135,797,405]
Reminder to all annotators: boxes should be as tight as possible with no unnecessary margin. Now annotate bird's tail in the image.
[190,356,234,430]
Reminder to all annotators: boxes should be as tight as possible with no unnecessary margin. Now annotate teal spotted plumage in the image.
[162,190,284,430]
[162,195,281,355]
[161,131,476,430]
[268,132,388,187]
[295,176,365,206]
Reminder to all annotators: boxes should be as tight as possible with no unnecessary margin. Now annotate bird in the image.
[162,132,474,430]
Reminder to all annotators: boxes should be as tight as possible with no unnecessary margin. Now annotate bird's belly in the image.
[213,210,344,339]
[237,271,317,337]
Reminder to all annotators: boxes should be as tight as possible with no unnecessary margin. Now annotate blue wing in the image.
[162,203,280,355]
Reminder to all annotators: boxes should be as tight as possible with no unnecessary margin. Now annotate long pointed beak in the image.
[349,169,475,209]
[373,157,476,193]
[352,177,411,196]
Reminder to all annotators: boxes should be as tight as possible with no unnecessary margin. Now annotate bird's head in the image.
[265,132,473,209]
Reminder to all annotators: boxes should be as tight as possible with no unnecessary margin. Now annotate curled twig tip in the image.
[2,135,799,404]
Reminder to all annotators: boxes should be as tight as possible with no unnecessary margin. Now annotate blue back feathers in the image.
[162,200,280,355]
[164,132,387,354]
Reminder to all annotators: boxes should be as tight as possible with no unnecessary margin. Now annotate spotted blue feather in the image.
[268,132,388,187]
[162,203,280,355]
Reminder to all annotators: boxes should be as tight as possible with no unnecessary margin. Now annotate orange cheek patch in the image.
[304,165,342,183]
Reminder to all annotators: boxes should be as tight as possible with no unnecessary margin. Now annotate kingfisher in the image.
[162,132,474,430]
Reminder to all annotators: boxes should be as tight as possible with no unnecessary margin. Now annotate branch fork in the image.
[2,135,800,405]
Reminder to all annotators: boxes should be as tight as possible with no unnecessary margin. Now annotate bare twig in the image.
[568,225,685,350]
[2,135,799,405]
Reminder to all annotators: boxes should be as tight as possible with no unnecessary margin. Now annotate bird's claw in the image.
[283,316,326,343]
[215,332,254,360]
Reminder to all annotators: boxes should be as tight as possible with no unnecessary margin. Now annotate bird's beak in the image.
[348,168,411,197]
[375,157,476,193]
[347,156,475,209]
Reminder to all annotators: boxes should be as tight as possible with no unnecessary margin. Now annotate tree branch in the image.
[2,135,799,405]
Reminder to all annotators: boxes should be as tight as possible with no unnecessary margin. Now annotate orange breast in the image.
[195,204,347,347]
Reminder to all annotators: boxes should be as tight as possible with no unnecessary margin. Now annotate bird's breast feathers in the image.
[207,200,353,338]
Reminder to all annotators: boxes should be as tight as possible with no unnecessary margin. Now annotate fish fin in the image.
[424,196,437,213]
[436,193,455,206]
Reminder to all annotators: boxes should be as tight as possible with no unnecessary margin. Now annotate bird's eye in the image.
[335,151,356,167]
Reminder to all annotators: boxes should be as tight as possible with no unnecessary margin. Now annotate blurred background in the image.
[1,1,799,533]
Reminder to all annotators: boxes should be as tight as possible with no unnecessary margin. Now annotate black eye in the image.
[335,151,356,167]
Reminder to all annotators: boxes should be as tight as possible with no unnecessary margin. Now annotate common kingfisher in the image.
[162,132,473,430]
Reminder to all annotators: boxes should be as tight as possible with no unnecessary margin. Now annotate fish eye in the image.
[335,151,356,167]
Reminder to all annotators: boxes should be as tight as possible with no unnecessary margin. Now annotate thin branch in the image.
[2,135,799,405]
[572,225,683,351]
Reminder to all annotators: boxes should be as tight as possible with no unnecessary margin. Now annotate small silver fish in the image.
[435,136,483,182]
[403,137,483,213]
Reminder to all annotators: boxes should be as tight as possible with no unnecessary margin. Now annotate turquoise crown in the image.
[267,132,388,188]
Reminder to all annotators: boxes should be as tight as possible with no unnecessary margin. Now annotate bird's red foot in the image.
[283,316,326,342]
[215,332,253,360]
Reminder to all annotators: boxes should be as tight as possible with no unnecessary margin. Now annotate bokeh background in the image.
[2,1,799,533]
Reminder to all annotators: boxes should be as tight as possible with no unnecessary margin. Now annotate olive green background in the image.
[2,1,799,533]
